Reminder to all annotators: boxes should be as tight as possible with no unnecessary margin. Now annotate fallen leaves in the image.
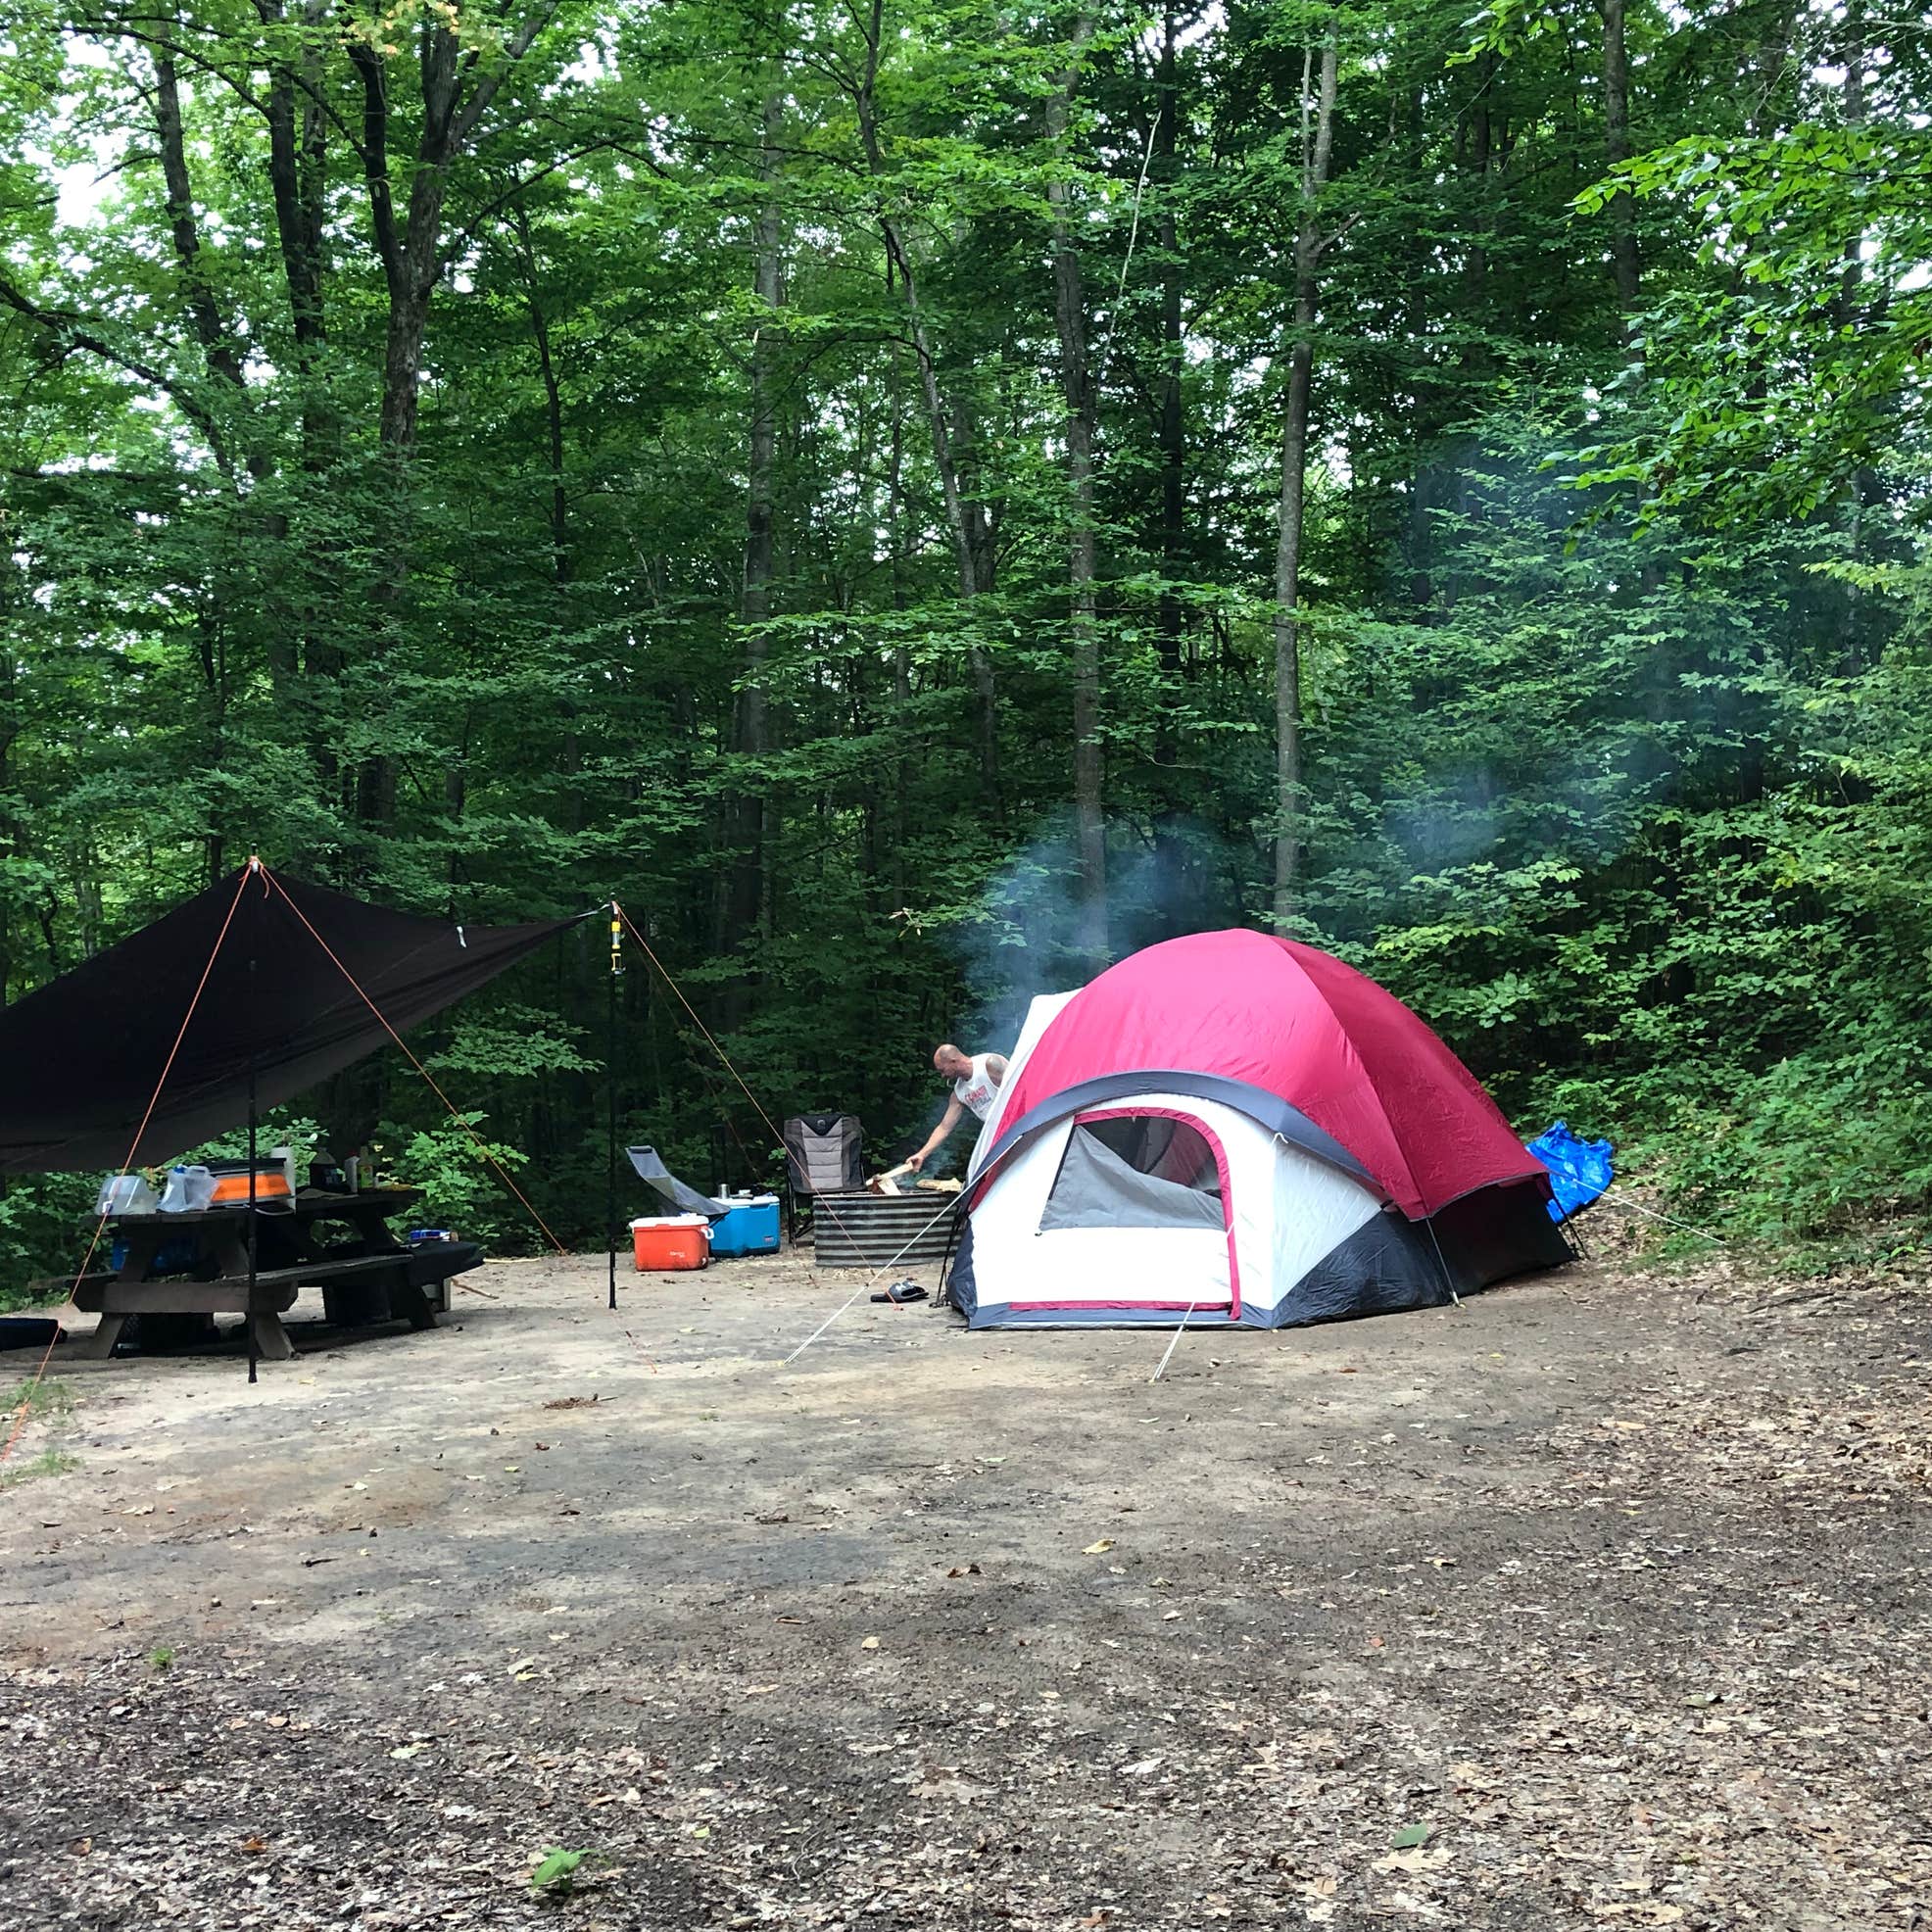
[1374,1846,1452,1874]
[1082,1539,1115,1555]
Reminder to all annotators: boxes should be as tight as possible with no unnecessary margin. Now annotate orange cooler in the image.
[630,1214,711,1272]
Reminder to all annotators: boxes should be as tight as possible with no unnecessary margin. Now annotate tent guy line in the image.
[256,861,571,1257]
[776,1193,964,1368]
[613,898,966,1360]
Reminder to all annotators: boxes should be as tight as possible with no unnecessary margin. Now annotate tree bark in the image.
[342,9,552,844]
[153,49,247,394]
[511,200,570,586]
[260,0,330,364]
[720,93,784,971]
[1599,0,1641,311]
[1149,3,1188,931]
[851,0,1000,808]
[1047,20,1106,964]
[351,9,553,459]
[1272,28,1337,928]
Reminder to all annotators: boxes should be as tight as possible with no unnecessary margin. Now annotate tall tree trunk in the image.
[260,0,331,705]
[512,200,570,587]
[1149,2,1189,934]
[153,48,246,395]
[885,353,914,909]
[1599,0,1640,311]
[1272,29,1338,928]
[851,0,1000,809]
[343,12,549,846]
[1837,0,1876,677]
[1464,51,1494,311]
[720,94,784,980]
[1047,21,1106,964]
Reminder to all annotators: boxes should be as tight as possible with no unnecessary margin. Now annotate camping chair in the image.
[782,1113,865,1243]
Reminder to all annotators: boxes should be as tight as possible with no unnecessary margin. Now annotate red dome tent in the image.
[953,931,1570,1329]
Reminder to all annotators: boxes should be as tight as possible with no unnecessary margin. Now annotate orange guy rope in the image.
[258,863,570,1256]
[613,902,961,1357]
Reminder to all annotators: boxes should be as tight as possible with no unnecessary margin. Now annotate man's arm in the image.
[987,1054,1009,1085]
[906,1096,965,1172]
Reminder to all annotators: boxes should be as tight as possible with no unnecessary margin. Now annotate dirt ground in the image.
[1,1240,1928,1931]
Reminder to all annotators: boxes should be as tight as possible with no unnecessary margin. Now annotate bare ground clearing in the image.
[1,1247,1928,1930]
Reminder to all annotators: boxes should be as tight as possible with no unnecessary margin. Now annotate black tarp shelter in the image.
[0,865,585,1174]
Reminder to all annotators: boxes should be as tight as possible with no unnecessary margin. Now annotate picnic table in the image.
[72,1186,479,1361]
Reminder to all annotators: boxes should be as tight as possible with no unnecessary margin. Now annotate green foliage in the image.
[381,1113,534,1247]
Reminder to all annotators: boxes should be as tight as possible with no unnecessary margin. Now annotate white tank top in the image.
[953,1053,1000,1121]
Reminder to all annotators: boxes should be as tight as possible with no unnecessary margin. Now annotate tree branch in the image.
[448,2,561,150]
[0,272,233,472]
[349,41,404,289]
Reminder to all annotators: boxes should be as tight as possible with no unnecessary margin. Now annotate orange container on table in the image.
[630,1214,711,1272]
[206,1160,293,1205]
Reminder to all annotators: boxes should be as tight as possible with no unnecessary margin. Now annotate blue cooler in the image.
[707,1192,781,1257]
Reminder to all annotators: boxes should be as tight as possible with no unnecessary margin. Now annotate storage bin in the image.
[206,1159,293,1205]
[708,1193,780,1257]
[630,1214,711,1272]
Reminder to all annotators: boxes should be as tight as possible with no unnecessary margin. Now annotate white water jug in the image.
[96,1173,158,1215]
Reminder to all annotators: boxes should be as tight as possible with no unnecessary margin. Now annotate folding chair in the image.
[782,1113,865,1243]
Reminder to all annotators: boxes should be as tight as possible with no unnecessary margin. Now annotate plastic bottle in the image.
[159,1167,191,1213]
[182,1165,217,1210]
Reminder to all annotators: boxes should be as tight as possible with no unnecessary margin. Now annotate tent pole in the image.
[607,903,623,1312]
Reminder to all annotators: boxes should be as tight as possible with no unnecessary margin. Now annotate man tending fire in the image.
[905,1042,1008,1173]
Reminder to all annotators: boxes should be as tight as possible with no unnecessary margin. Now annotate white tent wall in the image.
[960,1089,1389,1327]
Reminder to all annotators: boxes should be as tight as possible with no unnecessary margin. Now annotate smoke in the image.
[936,808,1251,1059]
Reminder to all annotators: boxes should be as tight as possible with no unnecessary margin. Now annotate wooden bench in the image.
[75,1253,417,1362]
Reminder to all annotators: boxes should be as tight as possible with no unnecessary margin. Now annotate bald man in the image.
[905,1042,1009,1173]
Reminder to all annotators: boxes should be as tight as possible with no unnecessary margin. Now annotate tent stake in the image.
[1151,1301,1199,1383]
[606,903,623,1312]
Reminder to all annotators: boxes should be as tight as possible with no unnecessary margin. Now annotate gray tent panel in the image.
[1038,1124,1224,1232]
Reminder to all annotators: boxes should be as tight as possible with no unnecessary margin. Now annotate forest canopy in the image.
[1,0,1927,1283]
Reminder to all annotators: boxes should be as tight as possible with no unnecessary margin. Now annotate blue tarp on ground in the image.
[1526,1120,1614,1222]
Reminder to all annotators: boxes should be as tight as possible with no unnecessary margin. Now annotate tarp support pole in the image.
[246,955,260,1386]
[606,904,623,1312]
